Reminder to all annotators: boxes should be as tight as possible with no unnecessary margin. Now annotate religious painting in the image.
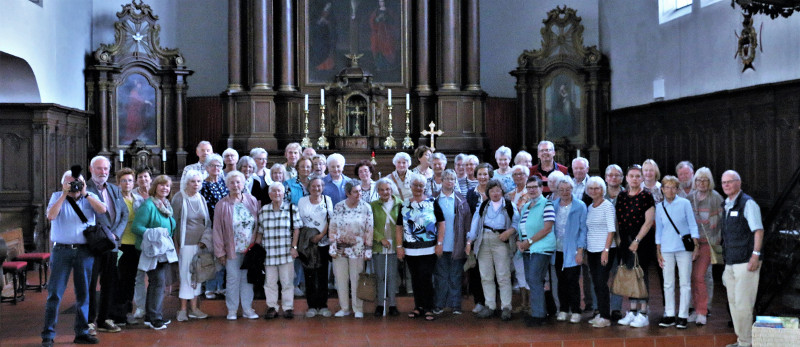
[306,0,404,84]
[543,71,583,141]
[117,73,157,145]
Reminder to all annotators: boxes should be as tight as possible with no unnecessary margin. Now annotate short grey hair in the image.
[431,152,447,165]
[571,156,589,168]
[409,173,427,187]
[249,147,267,158]
[61,170,83,184]
[466,154,480,165]
[285,142,302,153]
[375,177,397,192]
[196,141,212,149]
[454,153,468,164]
[344,180,359,195]
[327,153,345,167]
[495,146,512,159]
[486,179,506,196]
[268,181,285,193]
[692,167,716,191]
[180,169,204,194]
[392,152,411,166]
[510,164,530,177]
[514,150,532,165]
[538,140,555,150]
[586,176,606,197]
[237,156,256,171]
[222,148,239,158]
[547,171,566,189]
[204,153,224,167]
[442,169,457,181]
[722,170,741,181]
[224,170,245,186]
[554,176,575,191]
[605,164,622,176]
[676,161,694,173]
[90,155,110,168]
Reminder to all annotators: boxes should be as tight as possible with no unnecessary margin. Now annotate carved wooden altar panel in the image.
[86,0,192,174]
[511,6,609,173]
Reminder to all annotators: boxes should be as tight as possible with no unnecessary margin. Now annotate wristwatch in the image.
[752,251,761,256]
[633,238,640,244]
[437,241,443,246]
[527,238,533,245]
[292,245,298,250]
[603,248,610,252]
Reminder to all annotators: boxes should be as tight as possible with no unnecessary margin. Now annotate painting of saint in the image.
[545,73,582,140]
[368,0,398,73]
[117,73,156,145]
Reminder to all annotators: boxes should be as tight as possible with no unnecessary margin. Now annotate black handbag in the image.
[67,196,115,255]
[662,202,695,252]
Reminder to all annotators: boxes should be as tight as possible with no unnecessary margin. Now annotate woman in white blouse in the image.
[584,176,617,328]
[297,175,334,318]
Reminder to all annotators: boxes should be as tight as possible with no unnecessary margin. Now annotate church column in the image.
[277,0,295,92]
[439,0,460,90]
[174,72,190,170]
[252,0,272,90]
[464,0,480,91]
[227,0,242,91]
[414,0,431,92]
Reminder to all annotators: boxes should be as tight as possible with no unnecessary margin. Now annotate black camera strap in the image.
[662,201,682,237]
[66,195,89,224]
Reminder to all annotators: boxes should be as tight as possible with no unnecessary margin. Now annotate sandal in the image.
[408,309,422,319]
[424,311,436,321]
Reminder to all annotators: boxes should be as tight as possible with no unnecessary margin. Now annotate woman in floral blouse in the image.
[328,181,374,318]
[212,171,260,321]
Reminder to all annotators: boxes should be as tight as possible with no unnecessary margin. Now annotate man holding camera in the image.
[86,156,128,334]
[42,168,107,346]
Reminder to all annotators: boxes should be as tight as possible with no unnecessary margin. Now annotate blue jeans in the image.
[205,268,226,293]
[42,245,94,340]
[145,262,167,322]
[523,252,550,318]
[434,252,465,310]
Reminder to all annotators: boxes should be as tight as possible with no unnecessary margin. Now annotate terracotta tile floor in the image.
[1,272,738,346]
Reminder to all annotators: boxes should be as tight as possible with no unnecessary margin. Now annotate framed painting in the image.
[305,0,406,85]
[543,70,584,142]
[116,73,158,146]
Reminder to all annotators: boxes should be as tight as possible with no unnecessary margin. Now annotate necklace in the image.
[187,194,202,214]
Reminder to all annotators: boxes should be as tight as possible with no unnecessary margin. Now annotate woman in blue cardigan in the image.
[550,176,587,324]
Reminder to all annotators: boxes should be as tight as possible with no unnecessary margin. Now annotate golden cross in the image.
[420,121,444,151]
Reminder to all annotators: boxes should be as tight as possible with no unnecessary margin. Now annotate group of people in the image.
[41,140,763,347]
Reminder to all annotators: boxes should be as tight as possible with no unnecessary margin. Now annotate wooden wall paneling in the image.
[186,96,224,162]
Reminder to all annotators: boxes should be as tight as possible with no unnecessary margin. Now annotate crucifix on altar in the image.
[421,121,444,151]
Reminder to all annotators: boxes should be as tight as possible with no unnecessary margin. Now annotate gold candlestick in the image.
[300,109,312,148]
[317,104,330,149]
[383,104,396,148]
[402,109,414,149]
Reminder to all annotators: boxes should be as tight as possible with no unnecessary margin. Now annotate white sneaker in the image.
[354,311,364,319]
[588,314,601,325]
[556,311,568,321]
[305,308,318,318]
[592,317,612,328]
[472,303,486,313]
[319,308,332,317]
[688,311,698,323]
[243,309,259,319]
[617,311,636,326]
[696,314,707,326]
[227,311,237,320]
[133,308,146,319]
[630,313,649,328]
[334,309,350,317]
[569,313,581,323]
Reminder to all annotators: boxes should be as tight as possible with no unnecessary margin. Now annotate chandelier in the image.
[732,0,800,18]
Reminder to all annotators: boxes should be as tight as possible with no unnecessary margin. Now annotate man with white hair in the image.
[720,170,763,347]
[676,161,694,198]
[183,141,212,180]
[571,156,591,204]
[85,156,128,334]
[41,168,108,346]
[529,141,568,198]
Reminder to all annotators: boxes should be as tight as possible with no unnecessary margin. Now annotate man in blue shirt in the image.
[41,169,107,346]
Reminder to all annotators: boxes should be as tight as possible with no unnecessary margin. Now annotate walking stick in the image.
[383,246,389,317]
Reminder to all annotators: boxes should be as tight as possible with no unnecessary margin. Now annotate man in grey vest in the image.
[720,170,763,347]
[86,156,129,334]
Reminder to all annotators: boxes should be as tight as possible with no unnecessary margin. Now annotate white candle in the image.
[577,149,580,158]
[119,150,124,162]
[320,88,325,106]
[388,89,392,105]
[406,93,410,109]
[304,94,309,111]
[161,149,166,162]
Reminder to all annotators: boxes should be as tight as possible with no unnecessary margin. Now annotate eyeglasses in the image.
[606,174,622,178]
[119,178,134,183]
[695,178,710,183]
[209,164,223,168]
[526,185,540,189]
[512,172,527,177]
[558,187,573,192]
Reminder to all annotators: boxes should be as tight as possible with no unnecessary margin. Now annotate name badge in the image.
[730,211,739,217]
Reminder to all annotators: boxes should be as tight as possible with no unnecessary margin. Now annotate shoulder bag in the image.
[662,202,695,252]
[67,196,115,256]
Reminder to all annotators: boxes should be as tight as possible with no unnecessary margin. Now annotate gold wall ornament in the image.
[735,13,762,72]
[420,121,443,151]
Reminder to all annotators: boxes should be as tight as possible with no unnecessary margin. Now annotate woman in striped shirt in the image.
[584,176,617,328]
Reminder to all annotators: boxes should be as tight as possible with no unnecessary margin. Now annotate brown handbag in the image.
[356,271,377,302]
[611,252,648,299]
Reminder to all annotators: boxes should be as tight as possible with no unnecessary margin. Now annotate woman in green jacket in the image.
[370,178,402,316]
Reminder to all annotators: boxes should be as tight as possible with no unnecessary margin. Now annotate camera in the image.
[69,165,84,193]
